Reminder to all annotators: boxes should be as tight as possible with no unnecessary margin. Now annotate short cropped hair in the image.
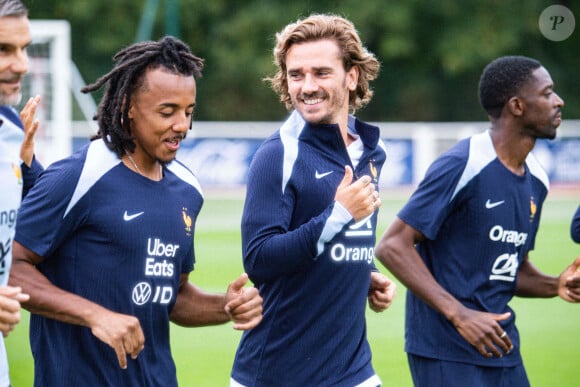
[267,13,380,113]
[0,0,28,17]
[478,55,542,118]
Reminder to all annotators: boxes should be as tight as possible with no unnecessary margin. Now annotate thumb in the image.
[370,272,388,287]
[15,292,30,303]
[573,256,580,270]
[229,273,249,293]
[0,286,22,298]
[493,312,512,322]
[337,166,354,189]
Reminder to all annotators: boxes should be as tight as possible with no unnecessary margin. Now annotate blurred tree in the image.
[27,0,579,121]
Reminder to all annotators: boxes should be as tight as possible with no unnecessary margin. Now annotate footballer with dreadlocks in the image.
[10,36,262,386]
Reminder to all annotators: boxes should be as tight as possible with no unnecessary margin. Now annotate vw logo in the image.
[132,282,152,305]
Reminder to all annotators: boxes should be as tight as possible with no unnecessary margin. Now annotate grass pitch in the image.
[6,191,579,386]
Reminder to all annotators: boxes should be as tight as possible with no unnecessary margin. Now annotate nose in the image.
[554,92,564,108]
[301,73,318,94]
[173,112,190,133]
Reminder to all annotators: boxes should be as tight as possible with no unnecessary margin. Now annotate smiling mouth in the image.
[165,135,184,147]
[303,97,323,105]
[0,76,22,85]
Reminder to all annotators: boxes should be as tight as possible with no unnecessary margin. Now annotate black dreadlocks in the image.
[81,36,204,158]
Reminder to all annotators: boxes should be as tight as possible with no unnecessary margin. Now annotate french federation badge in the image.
[182,207,192,235]
[369,160,378,184]
[529,196,537,222]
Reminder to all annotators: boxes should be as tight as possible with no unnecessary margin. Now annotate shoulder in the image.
[279,110,305,142]
[525,151,549,191]
[424,136,472,180]
[34,140,121,215]
[47,139,118,183]
[411,133,490,204]
[166,159,204,197]
[446,131,496,198]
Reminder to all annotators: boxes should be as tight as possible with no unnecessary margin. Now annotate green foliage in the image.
[6,194,580,386]
[26,0,580,121]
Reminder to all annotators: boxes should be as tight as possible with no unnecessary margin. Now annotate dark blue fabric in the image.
[571,204,580,243]
[231,113,386,386]
[408,353,530,387]
[399,132,548,368]
[16,140,202,386]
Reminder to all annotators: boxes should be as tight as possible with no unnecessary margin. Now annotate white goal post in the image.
[21,20,72,166]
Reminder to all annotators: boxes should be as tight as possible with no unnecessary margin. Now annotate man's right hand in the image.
[450,306,513,358]
[334,166,381,221]
[90,310,145,369]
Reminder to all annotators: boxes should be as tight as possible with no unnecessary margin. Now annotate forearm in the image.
[9,259,110,327]
[242,207,338,282]
[170,282,229,327]
[515,259,558,298]
[375,236,464,323]
[242,149,344,281]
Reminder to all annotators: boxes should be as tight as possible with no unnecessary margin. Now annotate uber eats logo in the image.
[131,238,180,305]
[145,238,178,277]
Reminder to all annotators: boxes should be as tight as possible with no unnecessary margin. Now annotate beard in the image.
[0,90,23,106]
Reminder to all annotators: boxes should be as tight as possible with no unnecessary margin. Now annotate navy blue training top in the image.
[399,131,548,367]
[232,111,387,386]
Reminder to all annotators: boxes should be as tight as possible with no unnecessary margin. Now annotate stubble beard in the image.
[0,90,22,106]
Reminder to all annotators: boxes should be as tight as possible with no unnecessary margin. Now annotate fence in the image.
[71,119,580,188]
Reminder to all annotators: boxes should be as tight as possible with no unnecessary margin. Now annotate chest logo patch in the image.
[132,282,152,305]
[123,211,144,221]
[485,199,505,209]
[315,170,333,179]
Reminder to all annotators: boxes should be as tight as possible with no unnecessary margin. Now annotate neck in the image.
[124,150,163,181]
[489,124,535,176]
[337,114,353,146]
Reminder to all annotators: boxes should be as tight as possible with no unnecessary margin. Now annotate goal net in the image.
[18,20,72,166]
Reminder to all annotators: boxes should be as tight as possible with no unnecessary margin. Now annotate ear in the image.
[122,95,134,119]
[507,96,525,117]
[347,66,359,91]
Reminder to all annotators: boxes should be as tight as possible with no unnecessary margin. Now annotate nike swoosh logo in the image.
[123,211,144,221]
[315,170,334,179]
[485,200,505,209]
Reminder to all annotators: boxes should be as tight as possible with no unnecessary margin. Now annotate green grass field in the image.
[6,191,580,386]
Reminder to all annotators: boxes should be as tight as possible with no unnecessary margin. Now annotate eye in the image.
[159,109,174,118]
[288,72,301,80]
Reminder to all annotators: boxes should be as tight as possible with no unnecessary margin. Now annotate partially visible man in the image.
[0,0,42,386]
[571,205,580,243]
[231,14,396,387]
[376,55,580,387]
